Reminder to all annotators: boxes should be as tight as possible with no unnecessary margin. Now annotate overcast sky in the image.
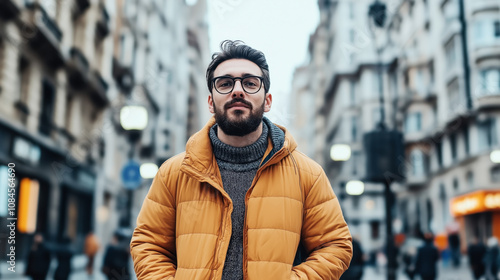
[205,0,320,124]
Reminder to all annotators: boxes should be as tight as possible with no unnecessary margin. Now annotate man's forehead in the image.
[214,59,262,76]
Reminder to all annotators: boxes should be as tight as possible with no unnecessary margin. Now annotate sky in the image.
[204,0,320,124]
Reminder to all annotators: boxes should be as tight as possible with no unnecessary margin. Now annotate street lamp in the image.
[120,105,148,131]
[140,163,158,179]
[330,144,352,161]
[119,105,148,228]
[490,150,500,163]
[346,180,365,196]
[365,2,404,280]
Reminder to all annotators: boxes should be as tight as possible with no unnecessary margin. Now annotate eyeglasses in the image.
[212,75,264,94]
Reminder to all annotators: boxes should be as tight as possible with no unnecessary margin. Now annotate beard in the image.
[214,97,265,136]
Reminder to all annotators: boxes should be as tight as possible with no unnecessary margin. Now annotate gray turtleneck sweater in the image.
[209,122,269,280]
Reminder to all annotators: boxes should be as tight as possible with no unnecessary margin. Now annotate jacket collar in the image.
[180,116,298,184]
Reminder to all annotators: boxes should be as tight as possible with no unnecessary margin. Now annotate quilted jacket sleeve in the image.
[131,162,178,280]
[291,168,353,280]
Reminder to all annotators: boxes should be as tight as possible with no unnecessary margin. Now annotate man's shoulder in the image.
[157,152,187,175]
[289,150,325,177]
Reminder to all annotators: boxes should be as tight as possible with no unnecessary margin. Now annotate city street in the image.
[0,256,478,280]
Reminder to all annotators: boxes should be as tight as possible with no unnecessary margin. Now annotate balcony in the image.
[0,0,22,20]
[67,47,90,87]
[95,3,110,39]
[471,0,500,15]
[405,173,428,189]
[89,70,109,106]
[24,3,64,68]
[398,87,437,110]
[474,41,500,64]
[474,92,500,111]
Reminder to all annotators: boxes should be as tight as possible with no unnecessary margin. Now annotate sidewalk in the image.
[0,257,474,280]
[362,259,473,280]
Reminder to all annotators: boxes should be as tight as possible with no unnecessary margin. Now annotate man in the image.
[131,40,352,280]
[467,236,486,280]
[415,233,440,280]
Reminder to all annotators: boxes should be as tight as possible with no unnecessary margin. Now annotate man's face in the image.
[208,59,272,136]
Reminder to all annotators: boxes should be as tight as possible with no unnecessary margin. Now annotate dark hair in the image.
[206,40,270,93]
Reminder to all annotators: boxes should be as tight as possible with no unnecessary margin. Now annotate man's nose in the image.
[231,80,245,97]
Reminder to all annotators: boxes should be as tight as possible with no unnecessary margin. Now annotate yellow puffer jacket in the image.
[131,117,352,280]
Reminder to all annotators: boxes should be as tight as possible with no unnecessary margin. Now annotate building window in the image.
[351,151,360,176]
[350,80,356,106]
[39,80,55,136]
[351,116,358,142]
[450,133,457,161]
[453,178,459,191]
[447,79,462,113]
[479,69,500,96]
[405,112,422,133]
[373,107,382,127]
[370,221,380,239]
[437,141,443,167]
[416,68,425,95]
[495,21,500,37]
[410,149,425,176]
[491,166,500,183]
[445,39,457,69]
[349,2,355,19]
[443,0,459,24]
[466,171,474,188]
[463,125,470,155]
[478,119,498,151]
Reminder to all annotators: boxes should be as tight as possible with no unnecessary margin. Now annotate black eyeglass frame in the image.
[211,75,264,94]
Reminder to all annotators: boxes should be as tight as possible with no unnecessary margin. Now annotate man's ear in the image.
[208,94,215,114]
[264,93,272,112]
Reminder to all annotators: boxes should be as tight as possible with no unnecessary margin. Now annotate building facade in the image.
[292,0,500,258]
[0,0,210,276]
[0,0,113,263]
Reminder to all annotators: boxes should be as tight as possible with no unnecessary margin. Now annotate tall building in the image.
[100,0,211,248]
[0,0,210,275]
[291,0,500,258]
[0,0,113,262]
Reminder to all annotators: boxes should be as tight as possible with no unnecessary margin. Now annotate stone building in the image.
[0,0,210,275]
[291,0,500,258]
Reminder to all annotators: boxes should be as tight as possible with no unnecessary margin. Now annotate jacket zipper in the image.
[242,148,288,279]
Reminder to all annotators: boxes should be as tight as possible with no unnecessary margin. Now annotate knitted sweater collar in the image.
[209,120,269,167]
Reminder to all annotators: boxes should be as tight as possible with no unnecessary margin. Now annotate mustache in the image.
[224,98,253,110]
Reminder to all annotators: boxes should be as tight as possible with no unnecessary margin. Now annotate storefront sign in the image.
[450,190,500,217]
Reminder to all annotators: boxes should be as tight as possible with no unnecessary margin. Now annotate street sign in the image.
[121,160,142,190]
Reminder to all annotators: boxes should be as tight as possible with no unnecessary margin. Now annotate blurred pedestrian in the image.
[53,236,74,280]
[130,40,352,280]
[448,231,461,267]
[484,236,499,280]
[468,236,486,280]
[340,237,364,280]
[102,232,131,280]
[84,231,100,277]
[25,233,51,280]
[402,246,417,280]
[375,250,387,273]
[415,233,440,280]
